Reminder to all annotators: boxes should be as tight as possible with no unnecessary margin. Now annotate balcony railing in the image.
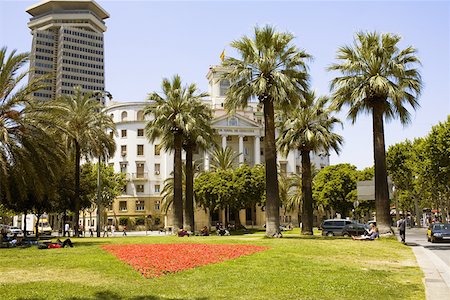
[132,172,148,180]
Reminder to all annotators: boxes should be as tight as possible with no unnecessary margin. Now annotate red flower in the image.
[102,243,269,278]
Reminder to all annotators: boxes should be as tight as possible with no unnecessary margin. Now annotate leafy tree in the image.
[329,31,422,233]
[223,25,310,237]
[145,75,206,230]
[194,165,265,226]
[277,91,343,234]
[45,87,116,236]
[313,164,359,218]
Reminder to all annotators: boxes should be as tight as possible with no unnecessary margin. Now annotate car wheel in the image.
[326,232,334,237]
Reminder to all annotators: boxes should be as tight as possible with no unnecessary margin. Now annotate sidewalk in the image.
[398,228,450,299]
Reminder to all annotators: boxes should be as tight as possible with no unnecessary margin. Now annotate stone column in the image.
[222,135,227,150]
[239,135,244,164]
[204,151,210,171]
[254,135,261,165]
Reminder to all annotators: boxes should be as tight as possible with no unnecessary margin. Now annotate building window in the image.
[121,111,128,121]
[136,162,145,178]
[220,79,230,96]
[243,136,248,142]
[154,164,160,175]
[135,200,145,211]
[154,200,160,210]
[226,136,232,142]
[244,147,249,155]
[137,145,144,156]
[136,184,144,193]
[137,110,144,121]
[154,144,160,155]
[120,162,127,173]
[121,145,127,157]
[280,162,287,174]
[121,129,127,138]
[137,129,144,137]
[155,184,160,193]
[109,131,113,138]
[119,201,127,211]
[260,149,264,156]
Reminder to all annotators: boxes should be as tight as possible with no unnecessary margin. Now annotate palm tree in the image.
[182,98,216,231]
[209,146,240,171]
[222,25,310,237]
[277,91,343,234]
[47,87,116,236]
[0,47,62,207]
[145,75,205,231]
[328,31,422,233]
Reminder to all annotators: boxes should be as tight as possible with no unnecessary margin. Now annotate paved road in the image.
[405,227,450,268]
[402,227,450,299]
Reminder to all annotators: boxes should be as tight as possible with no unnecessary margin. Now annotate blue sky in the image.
[1,0,449,169]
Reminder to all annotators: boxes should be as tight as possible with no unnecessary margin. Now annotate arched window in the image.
[137,110,144,121]
[121,111,128,121]
[219,80,230,97]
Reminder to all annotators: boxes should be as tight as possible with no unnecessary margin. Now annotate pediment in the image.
[212,113,260,129]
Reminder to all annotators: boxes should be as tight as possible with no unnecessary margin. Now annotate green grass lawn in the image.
[0,233,423,300]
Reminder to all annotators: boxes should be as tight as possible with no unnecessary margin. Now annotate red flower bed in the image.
[102,243,269,278]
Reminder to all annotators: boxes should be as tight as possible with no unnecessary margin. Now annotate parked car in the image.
[367,220,377,227]
[320,219,354,236]
[427,223,450,243]
[6,226,23,236]
[341,223,369,237]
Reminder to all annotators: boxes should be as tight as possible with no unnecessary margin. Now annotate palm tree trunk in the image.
[301,150,314,235]
[74,140,81,237]
[372,103,392,234]
[173,132,183,231]
[263,99,281,237]
[184,145,195,232]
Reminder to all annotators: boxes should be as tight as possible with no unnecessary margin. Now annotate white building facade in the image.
[104,65,330,231]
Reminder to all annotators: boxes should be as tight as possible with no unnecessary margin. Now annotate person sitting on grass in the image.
[352,223,379,240]
[200,226,209,236]
[177,227,189,237]
[47,238,74,248]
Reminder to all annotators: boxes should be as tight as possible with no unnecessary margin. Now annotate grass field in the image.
[0,233,424,300]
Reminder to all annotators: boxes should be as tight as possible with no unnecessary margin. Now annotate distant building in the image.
[26,0,109,100]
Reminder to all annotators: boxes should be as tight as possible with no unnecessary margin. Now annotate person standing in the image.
[111,224,115,237]
[398,216,406,244]
[122,225,127,236]
[64,223,70,237]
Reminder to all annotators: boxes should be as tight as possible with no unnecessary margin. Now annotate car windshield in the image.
[434,224,450,230]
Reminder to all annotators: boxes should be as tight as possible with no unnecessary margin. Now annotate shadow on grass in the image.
[19,291,209,300]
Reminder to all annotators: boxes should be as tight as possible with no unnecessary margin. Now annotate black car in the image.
[427,223,450,243]
[341,223,369,237]
[320,219,353,236]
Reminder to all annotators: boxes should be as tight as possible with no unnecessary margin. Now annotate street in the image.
[405,227,450,268]
[404,227,450,299]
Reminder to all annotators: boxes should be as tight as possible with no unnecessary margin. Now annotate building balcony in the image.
[132,172,148,181]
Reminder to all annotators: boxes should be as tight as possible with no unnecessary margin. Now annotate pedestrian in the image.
[89,228,94,237]
[111,224,115,236]
[122,225,127,236]
[398,216,406,244]
[64,223,70,237]
[103,225,109,237]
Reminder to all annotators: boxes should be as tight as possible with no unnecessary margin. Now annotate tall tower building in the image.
[26,0,109,100]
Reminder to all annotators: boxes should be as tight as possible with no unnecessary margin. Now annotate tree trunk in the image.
[301,149,314,235]
[96,157,102,237]
[263,99,281,237]
[183,145,195,232]
[35,213,41,239]
[233,209,241,227]
[23,211,27,238]
[73,140,81,237]
[173,132,183,231]
[372,102,392,234]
